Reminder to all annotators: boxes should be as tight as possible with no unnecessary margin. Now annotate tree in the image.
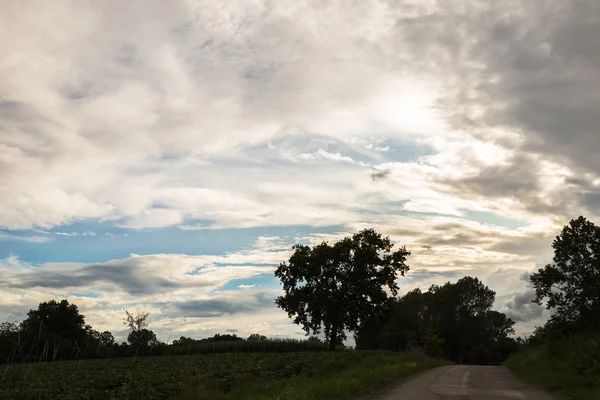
[423,329,444,358]
[123,310,158,355]
[275,228,411,351]
[99,331,115,347]
[20,299,90,360]
[123,310,150,332]
[247,334,267,341]
[483,310,515,340]
[354,276,516,364]
[0,322,21,364]
[22,299,86,341]
[172,336,197,346]
[127,329,157,349]
[426,277,497,362]
[530,216,600,330]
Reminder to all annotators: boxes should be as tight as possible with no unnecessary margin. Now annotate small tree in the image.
[123,310,157,354]
[275,228,410,351]
[423,329,444,358]
[530,216,600,330]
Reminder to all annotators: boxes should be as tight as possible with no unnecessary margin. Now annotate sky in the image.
[1,0,599,342]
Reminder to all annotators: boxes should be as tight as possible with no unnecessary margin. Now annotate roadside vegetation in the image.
[505,217,600,400]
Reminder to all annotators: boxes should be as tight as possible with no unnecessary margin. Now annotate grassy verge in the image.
[504,336,600,400]
[179,352,449,400]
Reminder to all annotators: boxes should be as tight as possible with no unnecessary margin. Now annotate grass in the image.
[179,351,449,399]
[504,334,600,400]
[0,350,447,400]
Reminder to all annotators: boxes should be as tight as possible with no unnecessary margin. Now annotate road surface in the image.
[378,365,554,399]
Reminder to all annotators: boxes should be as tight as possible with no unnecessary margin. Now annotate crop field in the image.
[0,350,445,400]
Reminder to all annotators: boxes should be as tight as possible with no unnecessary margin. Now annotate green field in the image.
[0,351,446,400]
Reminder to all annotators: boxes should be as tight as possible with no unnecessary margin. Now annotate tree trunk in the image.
[329,322,338,352]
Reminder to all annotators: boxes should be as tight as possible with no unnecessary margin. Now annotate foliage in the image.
[13,299,109,362]
[123,310,150,332]
[530,216,600,331]
[423,329,444,358]
[0,350,446,400]
[123,310,160,355]
[21,300,86,338]
[275,228,410,350]
[506,217,600,399]
[505,332,600,400]
[99,331,115,346]
[247,334,267,341]
[355,276,517,365]
[0,322,21,364]
[128,329,158,351]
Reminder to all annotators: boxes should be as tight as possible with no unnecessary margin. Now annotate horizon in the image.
[2,0,599,343]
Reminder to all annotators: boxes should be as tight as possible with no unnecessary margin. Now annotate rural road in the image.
[378,365,554,399]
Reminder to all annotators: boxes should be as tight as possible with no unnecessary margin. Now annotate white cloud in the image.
[0,233,52,243]
[1,0,569,231]
[1,0,596,339]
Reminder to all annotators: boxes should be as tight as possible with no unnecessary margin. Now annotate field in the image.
[0,351,446,400]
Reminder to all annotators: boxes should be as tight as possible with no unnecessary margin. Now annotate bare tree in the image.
[123,310,150,332]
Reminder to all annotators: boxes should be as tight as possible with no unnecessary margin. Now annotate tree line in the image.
[0,302,329,363]
[354,277,516,364]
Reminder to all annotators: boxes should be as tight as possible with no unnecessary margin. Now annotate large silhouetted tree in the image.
[22,299,86,339]
[275,228,411,351]
[531,216,600,330]
[20,299,89,361]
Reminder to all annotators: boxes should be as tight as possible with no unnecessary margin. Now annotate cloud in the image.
[501,289,544,323]
[369,168,391,181]
[0,250,281,296]
[1,0,596,340]
[165,292,276,318]
[1,0,596,235]
[0,233,52,243]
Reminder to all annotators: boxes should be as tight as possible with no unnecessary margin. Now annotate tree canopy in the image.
[22,299,87,342]
[530,216,600,330]
[275,228,410,350]
[355,276,516,364]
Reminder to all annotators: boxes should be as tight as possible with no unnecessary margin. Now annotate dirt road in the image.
[378,365,554,399]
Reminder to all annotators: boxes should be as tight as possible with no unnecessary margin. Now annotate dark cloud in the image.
[391,0,600,219]
[488,231,555,258]
[1,259,212,295]
[437,154,577,218]
[503,289,544,322]
[418,232,493,247]
[369,168,391,181]
[166,293,276,318]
